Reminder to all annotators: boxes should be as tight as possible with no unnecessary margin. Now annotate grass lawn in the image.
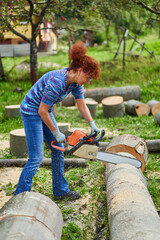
[0,33,160,239]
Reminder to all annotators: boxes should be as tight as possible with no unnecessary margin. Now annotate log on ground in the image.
[0,158,87,169]
[0,192,63,240]
[105,134,160,240]
[105,134,148,172]
[62,86,141,106]
[102,96,124,118]
[152,103,160,116]
[147,100,160,115]
[125,99,150,116]
[154,111,160,125]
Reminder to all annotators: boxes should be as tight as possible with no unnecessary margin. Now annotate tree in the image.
[0,0,93,85]
[134,1,160,15]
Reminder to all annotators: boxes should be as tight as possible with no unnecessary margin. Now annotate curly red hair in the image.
[68,41,100,79]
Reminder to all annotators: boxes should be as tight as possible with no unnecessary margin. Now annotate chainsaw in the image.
[51,129,142,168]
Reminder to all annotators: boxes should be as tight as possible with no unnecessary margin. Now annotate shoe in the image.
[54,191,81,200]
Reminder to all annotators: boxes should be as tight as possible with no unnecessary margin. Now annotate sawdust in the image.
[0,135,22,208]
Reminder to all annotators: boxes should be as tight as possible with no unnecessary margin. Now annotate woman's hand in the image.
[52,130,66,143]
[89,120,100,135]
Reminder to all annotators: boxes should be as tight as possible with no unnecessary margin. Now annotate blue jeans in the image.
[14,111,70,197]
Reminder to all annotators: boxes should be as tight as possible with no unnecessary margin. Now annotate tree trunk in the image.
[30,40,38,85]
[105,21,111,44]
[115,16,120,44]
[105,135,160,240]
[0,192,63,240]
[0,52,5,81]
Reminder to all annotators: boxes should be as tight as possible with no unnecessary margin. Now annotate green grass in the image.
[0,33,160,239]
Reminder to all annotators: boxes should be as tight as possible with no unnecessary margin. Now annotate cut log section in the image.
[80,98,98,118]
[102,96,124,118]
[125,99,150,116]
[147,100,160,115]
[5,105,20,118]
[62,86,141,106]
[154,111,160,125]
[105,134,148,172]
[152,102,160,116]
[10,128,28,158]
[105,135,160,240]
[0,192,63,240]
[57,122,70,135]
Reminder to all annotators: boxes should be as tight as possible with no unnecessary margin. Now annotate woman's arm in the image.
[38,102,66,142]
[76,98,100,134]
[76,98,93,123]
[38,102,57,132]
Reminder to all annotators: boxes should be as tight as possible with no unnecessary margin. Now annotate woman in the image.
[14,41,100,200]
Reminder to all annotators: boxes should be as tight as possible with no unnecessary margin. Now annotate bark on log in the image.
[146,139,160,152]
[105,135,160,240]
[154,111,160,125]
[125,99,150,116]
[80,98,98,118]
[0,158,87,169]
[5,105,20,118]
[102,96,124,118]
[0,192,63,240]
[147,100,160,115]
[62,86,141,106]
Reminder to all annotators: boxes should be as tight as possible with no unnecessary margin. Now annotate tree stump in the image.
[102,96,124,118]
[57,123,70,135]
[105,134,160,240]
[5,105,20,118]
[80,98,98,118]
[0,192,63,240]
[10,128,28,158]
[154,111,160,125]
[125,99,150,116]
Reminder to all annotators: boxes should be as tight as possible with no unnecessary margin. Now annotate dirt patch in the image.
[0,167,22,208]
[0,135,10,157]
